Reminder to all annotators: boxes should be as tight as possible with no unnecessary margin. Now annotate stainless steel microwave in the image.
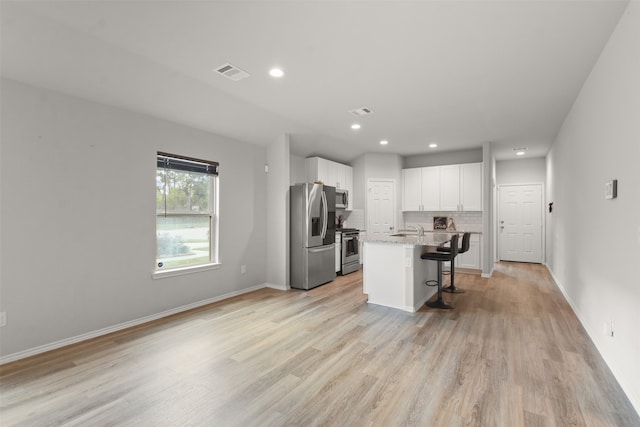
[336,189,349,209]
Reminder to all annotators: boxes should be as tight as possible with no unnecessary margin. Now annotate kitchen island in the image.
[362,233,452,312]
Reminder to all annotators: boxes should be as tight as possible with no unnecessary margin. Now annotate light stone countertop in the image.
[362,233,452,247]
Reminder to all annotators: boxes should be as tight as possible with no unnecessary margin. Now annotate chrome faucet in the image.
[408,225,425,236]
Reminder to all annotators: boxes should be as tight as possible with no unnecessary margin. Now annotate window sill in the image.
[152,262,221,280]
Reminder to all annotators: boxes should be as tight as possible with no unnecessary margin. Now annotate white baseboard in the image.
[0,283,270,365]
[414,288,437,312]
[543,264,640,416]
[265,282,289,291]
[481,266,494,278]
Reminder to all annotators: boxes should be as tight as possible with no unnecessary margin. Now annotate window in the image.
[156,152,219,273]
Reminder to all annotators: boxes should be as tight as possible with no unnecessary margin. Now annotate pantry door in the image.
[498,184,543,263]
[367,180,396,238]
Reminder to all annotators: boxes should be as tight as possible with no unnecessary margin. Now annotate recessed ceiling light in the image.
[516,151,526,156]
[269,68,284,78]
[351,124,361,130]
[429,143,438,148]
[514,147,528,156]
[379,140,389,145]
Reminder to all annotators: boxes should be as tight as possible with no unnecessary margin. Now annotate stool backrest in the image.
[449,234,460,258]
[459,232,471,254]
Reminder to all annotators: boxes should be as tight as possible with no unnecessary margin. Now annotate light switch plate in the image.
[605,180,617,199]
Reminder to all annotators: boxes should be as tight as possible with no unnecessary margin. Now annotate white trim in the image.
[152,262,221,279]
[0,282,271,365]
[413,291,434,312]
[481,267,494,278]
[366,300,408,312]
[544,264,640,415]
[265,282,288,291]
[496,182,545,263]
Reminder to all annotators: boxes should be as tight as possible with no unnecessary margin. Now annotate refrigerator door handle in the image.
[308,244,334,254]
[321,191,328,239]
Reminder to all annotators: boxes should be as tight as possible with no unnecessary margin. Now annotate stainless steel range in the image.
[340,228,360,275]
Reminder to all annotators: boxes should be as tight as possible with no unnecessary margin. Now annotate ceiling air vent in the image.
[215,63,250,81]
[349,107,374,116]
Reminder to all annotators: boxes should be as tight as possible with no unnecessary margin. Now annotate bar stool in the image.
[421,234,459,310]
[438,232,470,294]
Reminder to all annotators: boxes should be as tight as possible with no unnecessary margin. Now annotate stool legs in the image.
[442,258,465,294]
[426,260,454,310]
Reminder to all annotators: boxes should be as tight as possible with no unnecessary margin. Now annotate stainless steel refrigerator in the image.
[290,183,336,290]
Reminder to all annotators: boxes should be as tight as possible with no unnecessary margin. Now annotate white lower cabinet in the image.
[457,234,481,270]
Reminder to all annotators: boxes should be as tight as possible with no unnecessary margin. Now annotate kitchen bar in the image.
[362,233,452,312]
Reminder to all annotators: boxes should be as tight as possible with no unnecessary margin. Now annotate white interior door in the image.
[498,184,543,263]
[368,180,395,238]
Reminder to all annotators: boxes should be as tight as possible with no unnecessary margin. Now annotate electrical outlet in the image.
[240,264,246,274]
[610,318,614,337]
[0,312,6,327]
[604,318,614,337]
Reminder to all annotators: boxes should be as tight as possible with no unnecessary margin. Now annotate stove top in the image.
[339,228,360,233]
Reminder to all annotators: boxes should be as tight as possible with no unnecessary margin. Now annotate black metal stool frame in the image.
[421,234,459,310]
[438,232,471,294]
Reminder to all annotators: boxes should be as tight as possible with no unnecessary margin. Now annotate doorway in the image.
[498,183,543,263]
[367,179,396,238]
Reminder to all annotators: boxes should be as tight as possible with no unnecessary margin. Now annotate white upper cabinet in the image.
[402,168,423,211]
[439,165,461,211]
[402,166,440,211]
[421,166,440,211]
[401,162,482,212]
[306,157,353,211]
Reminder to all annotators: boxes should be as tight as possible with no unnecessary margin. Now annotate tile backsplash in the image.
[337,208,365,230]
[403,211,483,232]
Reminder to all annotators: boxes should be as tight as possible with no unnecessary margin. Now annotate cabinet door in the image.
[319,158,331,185]
[402,168,423,211]
[457,234,481,269]
[334,162,346,190]
[460,163,482,211]
[345,165,353,211]
[440,165,461,211]
[421,166,440,211]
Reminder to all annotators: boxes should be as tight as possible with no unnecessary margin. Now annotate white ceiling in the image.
[1,1,629,163]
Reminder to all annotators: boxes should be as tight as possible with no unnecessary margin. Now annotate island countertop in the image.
[362,233,452,247]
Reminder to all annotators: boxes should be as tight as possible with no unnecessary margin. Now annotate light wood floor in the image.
[1,262,638,426]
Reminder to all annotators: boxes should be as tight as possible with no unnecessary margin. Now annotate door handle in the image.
[321,191,328,239]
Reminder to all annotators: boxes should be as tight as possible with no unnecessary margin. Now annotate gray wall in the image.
[266,135,290,290]
[0,78,269,358]
[496,157,546,185]
[403,148,482,168]
[547,1,640,411]
[289,154,306,185]
[353,153,403,230]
